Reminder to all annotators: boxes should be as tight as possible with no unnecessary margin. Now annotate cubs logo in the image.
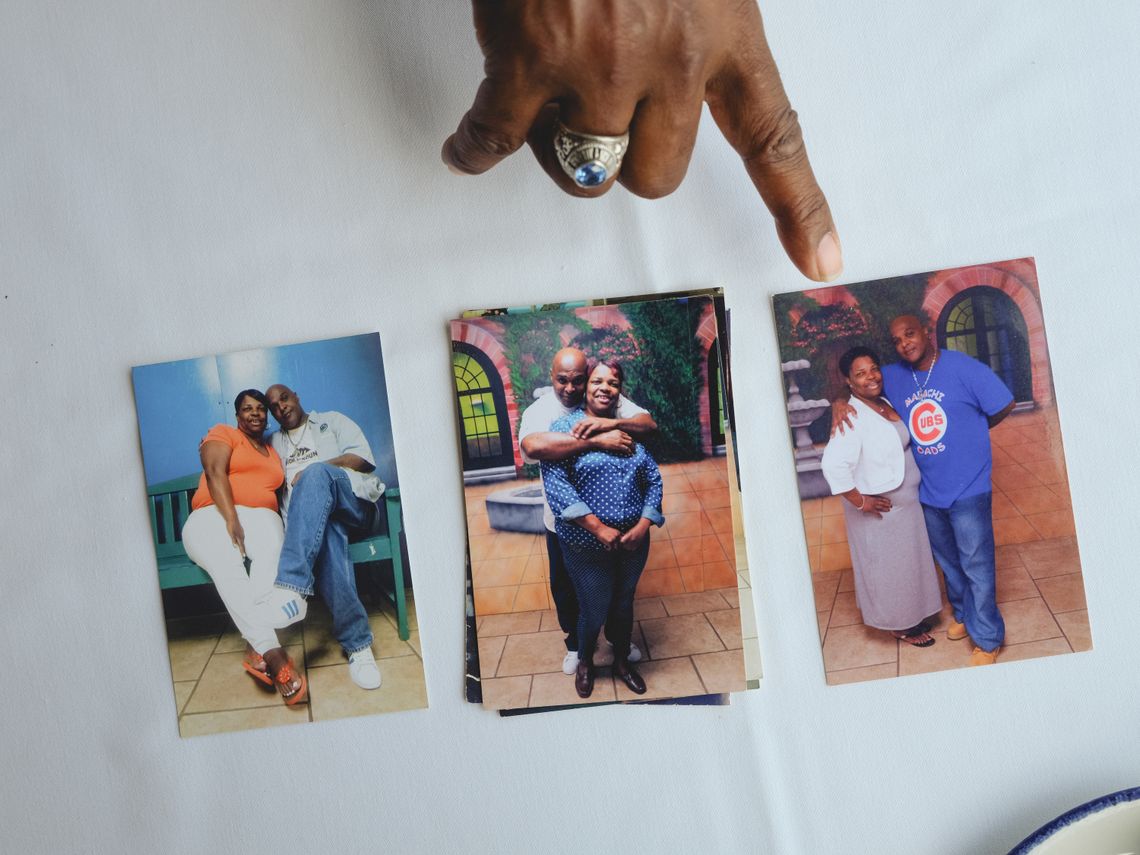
[909,400,948,446]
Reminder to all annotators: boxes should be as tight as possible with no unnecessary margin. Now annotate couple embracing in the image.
[519,348,664,699]
[181,384,386,705]
[822,315,1015,666]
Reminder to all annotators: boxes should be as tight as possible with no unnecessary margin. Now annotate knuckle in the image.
[671,25,712,86]
[779,187,830,231]
[453,118,525,169]
[740,106,806,167]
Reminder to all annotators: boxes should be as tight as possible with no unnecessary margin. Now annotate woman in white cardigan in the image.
[820,346,943,646]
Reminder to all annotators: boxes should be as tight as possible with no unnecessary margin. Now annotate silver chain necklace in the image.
[283,417,310,453]
[910,350,939,393]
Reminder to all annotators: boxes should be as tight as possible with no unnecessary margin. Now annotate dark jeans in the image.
[547,529,626,652]
[559,536,651,663]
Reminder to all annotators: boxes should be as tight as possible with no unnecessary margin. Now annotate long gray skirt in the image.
[841,421,943,631]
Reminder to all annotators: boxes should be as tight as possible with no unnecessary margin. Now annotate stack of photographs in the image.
[452,289,761,712]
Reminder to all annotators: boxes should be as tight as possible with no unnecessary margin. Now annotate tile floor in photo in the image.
[466,458,758,708]
[166,594,426,737]
[804,408,1091,684]
[465,458,740,615]
[476,590,747,709]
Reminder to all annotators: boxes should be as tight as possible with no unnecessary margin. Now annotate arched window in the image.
[937,286,1032,403]
[452,343,515,471]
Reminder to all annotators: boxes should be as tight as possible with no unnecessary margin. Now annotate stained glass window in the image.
[453,351,504,460]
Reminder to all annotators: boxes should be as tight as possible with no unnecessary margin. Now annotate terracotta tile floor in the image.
[467,459,739,616]
[469,457,760,708]
[804,408,1090,684]
[167,594,426,737]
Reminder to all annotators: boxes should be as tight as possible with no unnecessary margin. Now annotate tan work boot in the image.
[947,620,968,641]
[968,646,999,666]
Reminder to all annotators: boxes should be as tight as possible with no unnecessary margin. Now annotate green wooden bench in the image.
[147,474,410,640]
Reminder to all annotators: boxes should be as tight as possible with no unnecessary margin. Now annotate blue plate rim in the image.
[1008,786,1140,854]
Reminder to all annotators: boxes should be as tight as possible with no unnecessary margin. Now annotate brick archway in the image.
[694,301,719,455]
[449,319,523,468]
[922,261,1052,406]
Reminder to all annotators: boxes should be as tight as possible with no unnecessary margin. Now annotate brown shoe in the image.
[614,660,647,695]
[947,620,968,641]
[575,661,595,698]
[968,646,999,666]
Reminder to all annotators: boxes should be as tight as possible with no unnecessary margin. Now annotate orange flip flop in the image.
[242,650,273,687]
[273,658,308,706]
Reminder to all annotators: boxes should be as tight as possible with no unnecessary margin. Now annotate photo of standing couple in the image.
[134,334,426,736]
[455,291,758,710]
[775,259,1090,684]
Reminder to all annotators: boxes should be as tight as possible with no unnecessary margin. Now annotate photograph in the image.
[132,333,426,736]
[772,258,1090,685]
[452,290,760,711]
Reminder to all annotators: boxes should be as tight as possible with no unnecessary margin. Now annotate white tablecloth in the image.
[2,2,1135,852]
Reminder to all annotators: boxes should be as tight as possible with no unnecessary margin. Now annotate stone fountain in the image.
[782,359,831,499]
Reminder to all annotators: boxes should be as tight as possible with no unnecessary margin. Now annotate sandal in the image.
[893,625,936,648]
[272,657,308,706]
[242,649,273,687]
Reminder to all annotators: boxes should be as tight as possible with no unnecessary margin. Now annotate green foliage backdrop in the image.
[620,298,705,462]
[495,297,711,465]
[500,308,590,410]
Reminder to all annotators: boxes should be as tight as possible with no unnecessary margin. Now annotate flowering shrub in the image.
[788,305,868,352]
[572,325,641,375]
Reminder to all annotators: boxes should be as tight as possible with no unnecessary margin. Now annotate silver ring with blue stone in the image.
[553,122,629,189]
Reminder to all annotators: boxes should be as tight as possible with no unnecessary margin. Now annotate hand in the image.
[858,495,892,519]
[590,429,634,455]
[570,415,616,439]
[619,519,651,551]
[226,517,246,556]
[443,0,841,282]
[594,524,623,551]
[830,400,857,436]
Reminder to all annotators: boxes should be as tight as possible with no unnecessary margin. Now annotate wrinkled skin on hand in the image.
[590,429,634,455]
[443,0,841,281]
[569,415,615,439]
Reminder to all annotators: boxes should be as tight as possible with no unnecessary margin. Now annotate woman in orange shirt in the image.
[181,389,306,705]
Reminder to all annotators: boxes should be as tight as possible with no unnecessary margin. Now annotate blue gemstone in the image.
[574,162,608,187]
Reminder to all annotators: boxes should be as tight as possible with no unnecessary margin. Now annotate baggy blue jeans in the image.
[922,491,1005,652]
[275,463,375,655]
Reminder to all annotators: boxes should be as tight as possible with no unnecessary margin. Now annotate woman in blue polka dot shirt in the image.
[541,359,664,698]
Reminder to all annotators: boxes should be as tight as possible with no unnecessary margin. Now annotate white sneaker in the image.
[256,587,307,628]
[348,648,382,690]
[627,642,643,663]
[561,650,580,676]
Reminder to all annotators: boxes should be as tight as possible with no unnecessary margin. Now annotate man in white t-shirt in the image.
[518,347,658,675]
[256,384,385,691]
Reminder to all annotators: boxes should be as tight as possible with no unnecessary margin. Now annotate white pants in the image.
[181,505,283,655]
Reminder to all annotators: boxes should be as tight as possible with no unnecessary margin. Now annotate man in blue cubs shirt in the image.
[837,315,1014,665]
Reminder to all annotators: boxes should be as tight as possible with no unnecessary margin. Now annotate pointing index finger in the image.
[706,7,842,282]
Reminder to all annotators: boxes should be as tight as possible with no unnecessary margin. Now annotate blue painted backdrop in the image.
[133,334,399,488]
